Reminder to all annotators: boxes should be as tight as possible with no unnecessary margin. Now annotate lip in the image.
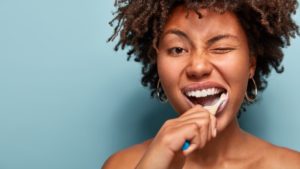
[181,81,229,114]
[183,94,229,116]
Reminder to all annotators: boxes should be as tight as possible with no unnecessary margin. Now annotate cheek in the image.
[222,60,249,85]
[217,53,251,103]
[157,56,184,93]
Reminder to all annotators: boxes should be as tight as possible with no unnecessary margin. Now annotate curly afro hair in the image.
[108,0,299,111]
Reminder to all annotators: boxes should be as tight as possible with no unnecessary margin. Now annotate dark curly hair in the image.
[108,0,299,111]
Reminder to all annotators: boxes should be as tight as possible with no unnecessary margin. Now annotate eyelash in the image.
[211,47,236,54]
[167,47,188,56]
[166,47,235,56]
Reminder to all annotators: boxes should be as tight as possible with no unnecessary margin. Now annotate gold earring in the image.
[245,78,258,102]
[156,79,168,103]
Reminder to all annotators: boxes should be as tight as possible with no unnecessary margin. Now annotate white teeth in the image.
[186,88,223,98]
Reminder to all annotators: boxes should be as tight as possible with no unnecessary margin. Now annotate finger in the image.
[179,110,213,142]
[174,116,210,130]
[163,123,200,152]
[175,116,212,148]
[179,105,206,117]
[177,109,211,123]
[198,119,209,148]
[176,121,209,149]
[207,114,213,141]
[210,115,217,138]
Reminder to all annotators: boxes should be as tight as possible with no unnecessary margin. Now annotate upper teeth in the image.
[185,88,223,98]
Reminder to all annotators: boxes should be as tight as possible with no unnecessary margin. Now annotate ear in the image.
[153,43,159,53]
[152,38,160,54]
[249,56,256,78]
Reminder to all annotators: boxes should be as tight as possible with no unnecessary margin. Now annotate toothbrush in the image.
[181,93,227,151]
[202,93,227,116]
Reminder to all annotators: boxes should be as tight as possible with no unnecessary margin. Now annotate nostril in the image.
[185,59,213,80]
[186,68,211,80]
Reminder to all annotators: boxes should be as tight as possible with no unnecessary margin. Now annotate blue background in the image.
[0,1,299,169]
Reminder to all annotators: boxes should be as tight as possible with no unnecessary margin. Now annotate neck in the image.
[189,118,249,163]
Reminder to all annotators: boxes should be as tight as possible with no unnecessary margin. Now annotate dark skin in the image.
[103,6,300,169]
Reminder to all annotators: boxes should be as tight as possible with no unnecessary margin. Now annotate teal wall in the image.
[0,1,299,168]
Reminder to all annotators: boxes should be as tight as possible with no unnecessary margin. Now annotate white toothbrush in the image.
[203,92,227,115]
[181,93,227,151]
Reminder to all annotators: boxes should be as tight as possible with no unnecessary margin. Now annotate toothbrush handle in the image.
[181,140,190,151]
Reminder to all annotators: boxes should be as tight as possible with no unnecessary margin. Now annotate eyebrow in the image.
[161,29,239,47]
[161,29,194,47]
[206,34,239,46]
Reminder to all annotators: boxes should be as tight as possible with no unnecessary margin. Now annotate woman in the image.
[103,0,300,168]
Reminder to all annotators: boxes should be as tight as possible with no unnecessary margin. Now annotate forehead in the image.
[162,5,246,40]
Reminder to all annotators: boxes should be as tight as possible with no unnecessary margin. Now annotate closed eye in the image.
[167,47,188,56]
[211,48,236,54]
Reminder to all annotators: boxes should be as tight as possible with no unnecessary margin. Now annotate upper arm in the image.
[272,147,300,169]
[284,150,300,169]
[101,142,148,169]
[102,153,122,169]
[102,151,139,169]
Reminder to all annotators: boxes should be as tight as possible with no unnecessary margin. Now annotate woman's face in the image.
[157,6,256,131]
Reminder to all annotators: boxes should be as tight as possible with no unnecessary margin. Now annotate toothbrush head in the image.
[204,93,227,115]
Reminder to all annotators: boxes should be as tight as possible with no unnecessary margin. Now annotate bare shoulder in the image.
[264,144,300,169]
[244,133,300,169]
[101,139,152,169]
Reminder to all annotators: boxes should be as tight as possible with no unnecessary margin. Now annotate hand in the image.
[135,105,217,169]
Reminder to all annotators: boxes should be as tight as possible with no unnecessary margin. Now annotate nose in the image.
[185,52,213,80]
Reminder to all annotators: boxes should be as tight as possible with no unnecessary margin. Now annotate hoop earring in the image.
[245,78,258,102]
[156,79,168,103]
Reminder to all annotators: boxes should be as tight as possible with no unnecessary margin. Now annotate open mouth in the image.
[183,87,227,107]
